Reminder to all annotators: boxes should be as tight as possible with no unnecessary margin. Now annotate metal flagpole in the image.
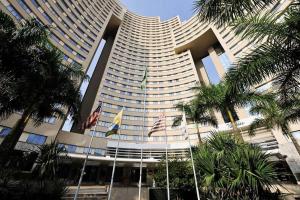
[138,68,147,200]
[183,111,200,200]
[164,114,170,200]
[74,117,101,200]
[107,111,123,200]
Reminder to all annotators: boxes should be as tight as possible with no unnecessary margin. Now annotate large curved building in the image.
[1,0,299,192]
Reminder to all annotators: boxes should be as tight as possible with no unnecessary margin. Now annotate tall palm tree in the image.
[194,133,278,199]
[193,0,276,25]
[0,11,87,152]
[192,83,243,140]
[172,101,218,143]
[192,82,270,140]
[0,10,46,111]
[226,2,300,102]
[249,94,300,155]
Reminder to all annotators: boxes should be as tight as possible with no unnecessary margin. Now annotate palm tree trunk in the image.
[290,135,300,156]
[195,122,202,144]
[0,107,32,152]
[226,108,243,141]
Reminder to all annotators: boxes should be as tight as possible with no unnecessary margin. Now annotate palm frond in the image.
[13,18,49,46]
[0,10,16,31]
[233,11,282,42]
[225,42,291,93]
[193,0,276,25]
[249,118,266,136]
[172,115,183,127]
[197,115,218,128]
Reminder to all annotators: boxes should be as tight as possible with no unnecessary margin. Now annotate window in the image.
[0,128,11,137]
[26,134,47,145]
[94,148,105,156]
[6,5,22,20]
[66,145,77,153]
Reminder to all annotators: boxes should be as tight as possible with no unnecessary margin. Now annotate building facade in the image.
[0,0,299,185]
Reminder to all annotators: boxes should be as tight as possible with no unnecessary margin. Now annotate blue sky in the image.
[120,0,196,21]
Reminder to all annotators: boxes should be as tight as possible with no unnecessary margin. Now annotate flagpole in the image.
[108,110,123,200]
[183,111,200,200]
[164,114,170,200]
[74,117,100,200]
[138,68,147,200]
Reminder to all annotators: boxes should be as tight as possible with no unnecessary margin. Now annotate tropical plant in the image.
[192,82,266,140]
[0,175,68,200]
[193,0,276,25]
[194,133,279,200]
[226,2,300,102]
[0,11,87,152]
[172,101,218,143]
[34,141,68,180]
[249,94,300,155]
[154,158,195,199]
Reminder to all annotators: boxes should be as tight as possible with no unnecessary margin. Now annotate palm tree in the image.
[193,0,276,25]
[34,141,67,180]
[226,3,300,102]
[0,11,87,152]
[192,82,271,140]
[192,83,244,140]
[249,94,300,155]
[194,133,278,199]
[172,101,218,143]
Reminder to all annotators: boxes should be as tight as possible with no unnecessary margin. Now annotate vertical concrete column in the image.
[208,46,248,120]
[195,59,225,125]
[208,46,226,79]
[272,128,300,184]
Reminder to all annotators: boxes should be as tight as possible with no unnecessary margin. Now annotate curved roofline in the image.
[116,0,193,24]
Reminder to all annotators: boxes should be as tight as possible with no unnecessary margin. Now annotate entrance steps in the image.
[62,185,108,200]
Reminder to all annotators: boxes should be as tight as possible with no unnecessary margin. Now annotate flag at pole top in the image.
[81,102,102,130]
[106,108,124,137]
[140,68,147,90]
[148,113,166,137]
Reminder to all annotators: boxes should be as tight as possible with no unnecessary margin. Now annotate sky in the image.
[120,0,196,21]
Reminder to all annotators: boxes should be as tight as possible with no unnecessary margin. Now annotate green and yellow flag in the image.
[140,68,147,90]
[106,109,124,137]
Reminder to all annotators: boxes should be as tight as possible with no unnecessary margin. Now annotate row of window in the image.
[44,0,93,47]
[0,127,46,145]
[108,67,194,80]
[114,47,189,60]
[115,44,175,55]
[59,143,105,156]
[110,60,192,73]
[15,0,88,61]
[119,32,172,46]
[102,103,179,113]
[117,35,173,49]
[50,34,86,61]
[103,79,196,91]
[103,86,195,98]
[115,41,176,55]
[120,28,173,41]
[89,130,200,142]
[111,55,191,67]
[97,121,180,131]
[106,73,195,86]
[100,93,194,105]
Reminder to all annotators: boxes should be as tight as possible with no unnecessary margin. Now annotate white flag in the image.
[182,111,189,140]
